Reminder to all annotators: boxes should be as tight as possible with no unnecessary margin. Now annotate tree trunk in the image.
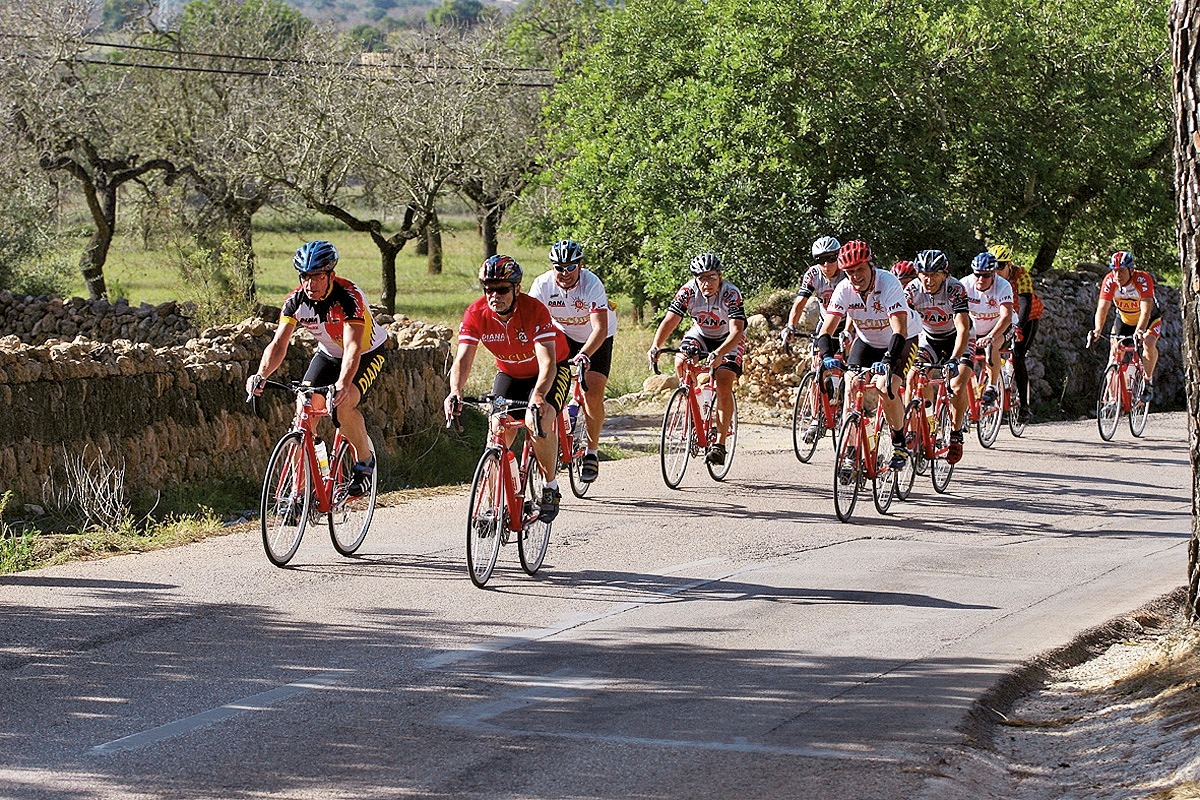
[480,204,500,260]
[1171,0,1200,620]
[78,182,118,300]
[229,206,257,303]
[426,209,443,276]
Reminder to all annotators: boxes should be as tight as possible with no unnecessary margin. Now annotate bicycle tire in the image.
[660,386,692,489]
[872,419,896,515]
[706,392,738,482]
[833,415,862,523]
[1007,390,1027,438]
[1097,364,1121,441]
[894,402,921,501]
[466,449,505,588]
[519,455,551,576]
[260,431,311,567]
[328,441,376,556]
[1128,368,1150,437]
[566,411,593,498]
[931,402,955,494]
[976,393,1001,449]
[791,371,820,463]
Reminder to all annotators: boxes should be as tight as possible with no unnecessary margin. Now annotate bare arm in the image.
[332,320,365,406]
[531,340,557,405]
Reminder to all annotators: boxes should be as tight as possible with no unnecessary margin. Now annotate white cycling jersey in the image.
[528,268,617,343]
[960,273,1015,337]
[826,268,920,349]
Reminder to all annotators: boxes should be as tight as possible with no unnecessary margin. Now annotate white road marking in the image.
[89,669,351,755]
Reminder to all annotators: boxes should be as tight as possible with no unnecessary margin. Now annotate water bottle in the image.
[698,380,714,415]
[314,438,329,478]
[566,400,580,434]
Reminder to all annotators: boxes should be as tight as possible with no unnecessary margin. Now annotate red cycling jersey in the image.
[457,293,569,379]
[1099,270,1156,326]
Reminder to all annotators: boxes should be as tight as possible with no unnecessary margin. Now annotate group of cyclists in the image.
[245,233,1161,533]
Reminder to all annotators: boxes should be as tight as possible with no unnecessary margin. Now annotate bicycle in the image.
[558,360,593,498]
[791,356,844,463]
[964,345,1003,449]
[895,361,956,499]
[832,363,898,522]
[653,346,739,488]
[999,349,1027,438]
[1088,331,1150,440]
[454,396,553,588]
[252,380,377,568]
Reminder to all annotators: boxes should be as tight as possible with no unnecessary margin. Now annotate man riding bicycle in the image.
[961,252,1015,408]
[444,255,571,522]
[904,249,972,464]
[528,239,617,483]
[816,240,920,470]
[1091,250,1161,402]
[649,252,747,467]
[246,240,387,497]
[992,244,1041,422]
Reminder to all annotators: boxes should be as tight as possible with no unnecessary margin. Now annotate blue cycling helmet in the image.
[479,254,523,284]
[549,239,583,266]
[914,249,948,273]
[294,240,338,274]
[1110,251,1134,271]
[971,252,998,273]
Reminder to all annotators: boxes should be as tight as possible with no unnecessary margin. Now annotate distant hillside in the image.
[281,0,513,28]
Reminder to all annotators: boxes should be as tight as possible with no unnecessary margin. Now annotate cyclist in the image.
[1091,250,1161,402]
[648,252,746,467]
[816,239,920,470]
[904,249,971,463]
[992,244,1042,422]
[961,252,1014,407]
[444,255,571,522]
[246,240,387,497]
[891,259,918,288]
[781,236,847,444]
[528,239,617,483]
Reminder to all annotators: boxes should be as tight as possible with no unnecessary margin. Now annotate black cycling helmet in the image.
[914,249,949,273]
[479,254,523,284]
[689,252,722,275]
[293,240,338,274]
[548,239,583,266]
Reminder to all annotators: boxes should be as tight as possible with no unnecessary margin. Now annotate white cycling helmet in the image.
[811,236,841,261]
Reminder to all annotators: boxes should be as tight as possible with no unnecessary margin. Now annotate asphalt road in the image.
[0,411,1189,799]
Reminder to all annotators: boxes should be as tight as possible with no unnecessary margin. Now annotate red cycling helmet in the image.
[1110,251,1134,271]
[837,240,873,271]
[891,260,916,281]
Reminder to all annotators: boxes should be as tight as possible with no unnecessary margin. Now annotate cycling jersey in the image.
[458,293,569,380]
[280,276,387,358]
[1099,270,1157,326]
[667,278,747,341]
[960,273,1015,338]
[826,269,921,349]
[1007,265,1044,320]
[795,265,846,323]
[527,268,618,343]
[905,276,969,337]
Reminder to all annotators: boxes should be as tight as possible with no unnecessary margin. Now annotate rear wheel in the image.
[833,416,862,523]
[519,451,551,576]
[931,402,955,494]
[706,392,738,482]
[791,371,820,463]
[260,432,311,568]
[1128,368,1150,437]
[660,387,692,489]
[894,403,921,501]
[566,410,593,498]
[466,450,505,588]
[1007,389,1027,438]
[328,440,375,556]
[1097,364,1121,441]
[977,392,1002,449]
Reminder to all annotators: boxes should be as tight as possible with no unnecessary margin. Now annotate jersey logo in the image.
[517,330,529,343]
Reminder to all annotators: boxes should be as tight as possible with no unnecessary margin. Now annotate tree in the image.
[427,0,493,29]
[1171,0,1200,619]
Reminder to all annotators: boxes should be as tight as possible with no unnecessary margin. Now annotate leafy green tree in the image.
[427,0,493,28]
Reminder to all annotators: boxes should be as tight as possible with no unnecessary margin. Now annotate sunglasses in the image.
[299,270,330,280]
[553,262,581,273]
[482,283,514,295]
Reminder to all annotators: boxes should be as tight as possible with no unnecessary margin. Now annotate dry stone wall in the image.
[0,316,451,506]
[0,292,198,347]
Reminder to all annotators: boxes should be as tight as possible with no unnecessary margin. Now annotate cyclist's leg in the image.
[1142,318,1162,383]
[1013,318,1037,408]
[526,363,570,482]
[581,336,614,451]
[710,339,743,446]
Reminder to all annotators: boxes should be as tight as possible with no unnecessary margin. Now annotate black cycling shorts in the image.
[302,348,387,427]
[491,362,572,412]
[566,335,614,378]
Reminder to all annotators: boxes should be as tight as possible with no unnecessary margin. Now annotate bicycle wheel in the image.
[660,387,692,489]
[833,415,862,523]
[791,371,820,463]
[976,391,1001,448]
[566,408,593,497]
[1097,364,1121,441]
[894,403,921,501]
[519,457,551,576]
[872,423,896,515]
[260,431,311,567]
[1007,388,1027,438]
[328,441,376,556]
[466,450,505,588]
[1128,368,1150,437]
[931,402,955,494]
[706,393,738,482]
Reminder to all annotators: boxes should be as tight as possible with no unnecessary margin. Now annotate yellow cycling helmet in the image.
[989,244,1014,264]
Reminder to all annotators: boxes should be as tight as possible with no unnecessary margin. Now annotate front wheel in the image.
[1128,369,1150,437]
[566,412,593,498]
[328,440,376,556]
[894,403,921,501]
[519,455,551,576]
[260,431,311,567]
[1007,388,1027,438]
[872,422,896,515]
[706,392,738,482]
[1097,364,1121,441]
[833,416,863,523]
[930,402,955,494]
[977,393,1002,449]
[466,450,505,588]
[660,387,692,489]
[791,371,821,463]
